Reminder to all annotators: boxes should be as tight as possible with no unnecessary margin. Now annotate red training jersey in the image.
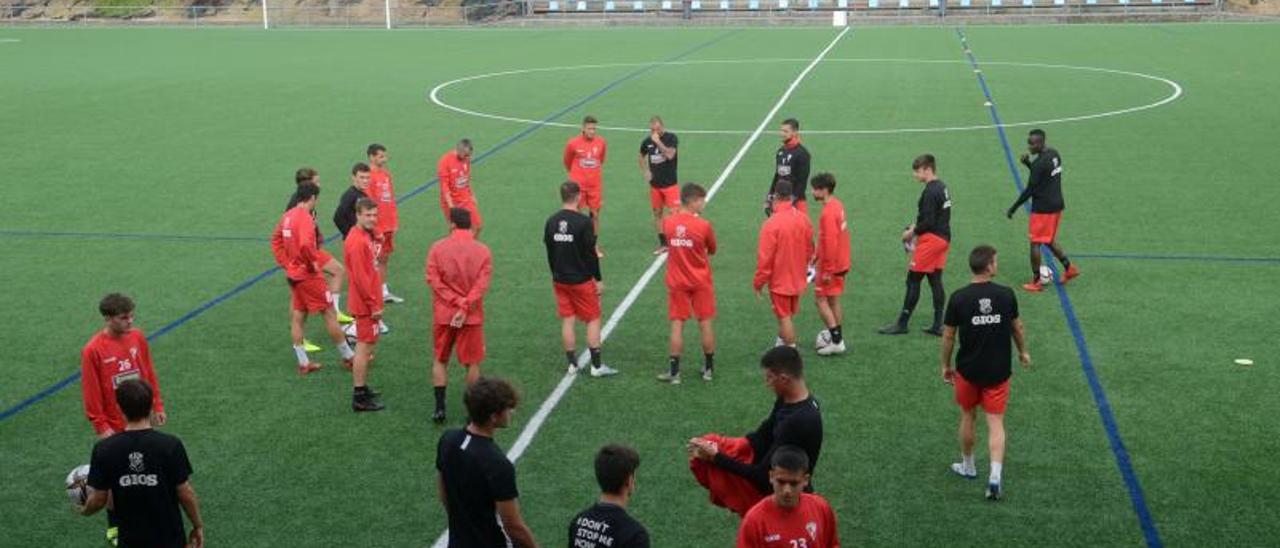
[816,196,851,277]
[737,493,840,548]
[425,229,493,326]
[80,329,165,436]
[344,226,384,317]
[270,206,321,281]
[753,202,814,296]
[369,166,399,234]
[437,151,475,209]
[663,211,717,290]
[563,134,607,186]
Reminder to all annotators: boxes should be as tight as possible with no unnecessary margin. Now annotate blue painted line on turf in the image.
[0,31,735,423]
[0,229,270,243]
[1073,252,1280,264]
[955,28,1163,548]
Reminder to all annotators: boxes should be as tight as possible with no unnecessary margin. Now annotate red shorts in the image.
[650,185,679,210]
[378,231,395,260]
[441,200,483,230]
[579,182,603,211]
[814,272,846,297]
[554,281,601,322]
[689,434,765,517]
[910,233,949,273]
[353,315,380,344]
[668,286,716,321]
[289,276,330,313]
[317,249,334,267]
[1029,212,1062,245]
[433,324,485,365]
[954,375,1010,414]
[770,292,799,319]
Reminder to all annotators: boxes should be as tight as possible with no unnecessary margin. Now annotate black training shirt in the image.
[333,186,365,238]
[568,502,650,548]
[913,179,952,241]
[640,132,679,189]
[1012,148,1065,213]
[714,395,823,495]
[436,428,519,548]
[770,143,811,203]
[945,281,1020,386]
[544,208,602,284]
[88,429,192,548]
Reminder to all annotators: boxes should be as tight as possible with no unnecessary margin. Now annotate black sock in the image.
[657,233,666,246]
[899,272,925,325]
[704,353,714,372]
[669,356,680,376]
[433,386,445,411]
[830,325,843,345]
[566,351,577,367]
[106,509,118,528]
[927,272,946,328]
[353,386,368,398]
[1060,256,1071,269]
[589,347,602,368]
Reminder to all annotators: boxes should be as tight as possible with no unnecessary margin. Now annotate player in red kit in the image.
[753,180,814,348]
[564,115,607,256]
[426,208,493,424]
[271,183,356,375]
[344,198,385,412]
[737,446,840,548]
[288,167,352,328]
[437,139,483,237]
[810,174,851,357]
[367,143,404,304]
[80,292,167,546]
[658,183,717,385]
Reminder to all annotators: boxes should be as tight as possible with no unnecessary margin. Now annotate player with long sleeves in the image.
[271,183,354,375]
[811,173,851,356]
[1006,128,1080,292]
[343,198,385,412]
[438,139,483,236]
[564,115,607,254]
[426,208,493,424]
[766,118,810,216]
[753,180,814,348]
[658,183,717,384]
[333,163,372,239]
[880,154,951,337]
[287,167,351,326]
[367,143,403,304]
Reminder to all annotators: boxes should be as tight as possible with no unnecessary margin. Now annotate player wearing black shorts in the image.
[767,118,811,216]
[568,444,650,548]
[640,116,679,255]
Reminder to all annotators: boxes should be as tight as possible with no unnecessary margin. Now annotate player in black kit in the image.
[881,154,952,336]
[766,118,811,216]
[568,444,650,548]
[640,116,679,255]
[1006,129,1080,292]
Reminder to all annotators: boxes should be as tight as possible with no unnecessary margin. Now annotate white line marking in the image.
[429,57,1182,135]
[429,26,850,548]
[0,38,21,43]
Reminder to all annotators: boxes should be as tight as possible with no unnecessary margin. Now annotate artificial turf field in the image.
[2,21,1278,547]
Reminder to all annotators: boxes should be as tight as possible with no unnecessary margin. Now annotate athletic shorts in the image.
[814,272,846,297]
[668,285,716,321]
[954,375,1009,414]
[554,281,601,322]
[379,231,395,259]
[289,276,330,313]
[441,200,483,230]
[910,233,949,273]
[770,292,800,319]
[353,315,380,344]
[433,324,485,365]
[1029,212,1062,245]
[579,182,603,211]
[317,249,335,267]
[650,185,680,210]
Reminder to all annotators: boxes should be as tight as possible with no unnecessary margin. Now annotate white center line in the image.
[430,26,850,548]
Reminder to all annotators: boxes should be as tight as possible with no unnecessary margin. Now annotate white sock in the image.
[382,283,390,297]
[292,345,310,367]
[990,462,1003,484]
[962,454,975,473]
[337,341,354,360]
[332,293,342,312]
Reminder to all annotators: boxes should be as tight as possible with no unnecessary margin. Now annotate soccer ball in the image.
[814,329,832,350]
[1038,265,1054,285]
[342,323,358,346]
[65,464,90,508]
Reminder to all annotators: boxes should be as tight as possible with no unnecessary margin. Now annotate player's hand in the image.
[642,170,652,184]
[942,366,955,385]
[1019,352,1032,369]
[1020,153,1030,166]
[1005,207,1016,219]
[901,228,915,243]
[595,281,605,295]
[372,310,383,321]
[187,525,205,548]
[152,411,167,427]
[754,287,764,300]
[449,310,466,328]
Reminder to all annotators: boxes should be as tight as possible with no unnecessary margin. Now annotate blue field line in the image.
[955,28,1163,548]
[0,31,736,423]
[1073,252,1280,264]
[0,229,269,243]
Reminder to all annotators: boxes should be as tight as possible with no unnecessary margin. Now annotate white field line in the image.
[429,25,850,548]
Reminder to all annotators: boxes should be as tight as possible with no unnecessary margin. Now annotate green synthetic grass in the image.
[1,23,1278,547]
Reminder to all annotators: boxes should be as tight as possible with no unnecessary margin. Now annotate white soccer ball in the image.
[815,329,832,350]
[1038,265,1054,285]
[342,323,358,346]
[65,464,90,508]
